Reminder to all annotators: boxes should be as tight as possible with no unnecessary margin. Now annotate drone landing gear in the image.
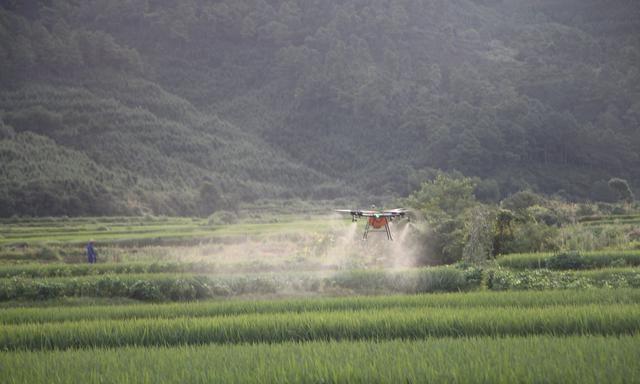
[362,218,393,241]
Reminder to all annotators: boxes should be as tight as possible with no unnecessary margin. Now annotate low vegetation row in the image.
[2,249,640,280]
[1,267,639,302]
[2,288,638,325]
[0,262,218,279]
[488,268,640,290]
[0,267,481,302]
[3,336,637,384]
[2,304,638,351]
[497,250,640,270]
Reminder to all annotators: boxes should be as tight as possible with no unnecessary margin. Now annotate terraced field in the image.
[1,289,639,382]
[1,216,640,383]
[5,336,638,383]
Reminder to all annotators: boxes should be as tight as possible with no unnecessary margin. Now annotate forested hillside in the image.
[1,0,639,216]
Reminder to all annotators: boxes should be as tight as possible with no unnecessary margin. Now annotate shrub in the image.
[612,206,627,215]
[36,247,59,261]
[166,279,198,301]
[527,205,560,226]
[208,211,237,225]
[415,268,468,292]
[576,204,596,217]
[128,281,163,301]
[505,222,560,253]
[501,191,544,213]
[487,268,640,290]
[608,178,635,204]
[545,252,584,270]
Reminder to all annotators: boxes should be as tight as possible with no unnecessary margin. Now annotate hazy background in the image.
[0,0,638,216]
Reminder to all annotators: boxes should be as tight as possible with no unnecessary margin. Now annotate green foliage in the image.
[608,178,635,204]
[198,182,223,217]
[493,209,515,256]
[35,247,59,261]
[0,274,222,302]
[462,205,495,262]
[473,178,501,203]
[487,268,640,290]
[407,174,477,221]
[407,174,482,264]
[207,210,237,225]
[545,252,585,270]
[497,250,640,270]
[503,221,560,253]
[501,191,545,213]
[0,266,484,302]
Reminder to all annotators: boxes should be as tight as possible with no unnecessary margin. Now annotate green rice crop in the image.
[497,250,640,269]
[1,304,638,350]
[3,335,638,384]
[2,288,638,325]
[0,216,336,246]
[0,267,484,302]
[0,262,219,278]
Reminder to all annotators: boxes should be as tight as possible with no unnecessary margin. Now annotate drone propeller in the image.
[335,208,410,219]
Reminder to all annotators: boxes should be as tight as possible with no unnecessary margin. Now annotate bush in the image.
[96,276,128,297]
[487,268,640,290]
[501,191,544,213]
[208,211,237,225]
[36,247,59,261]
[576,204,596,217]
[415,268,469,292]
[545,252,584,270]
[608,178,635,204]
[527,205,560,226]
[128,280,163,301]
[504,222,560,253]
[612,206,627,215]
[497,251,640,270]
[166,279,198,301]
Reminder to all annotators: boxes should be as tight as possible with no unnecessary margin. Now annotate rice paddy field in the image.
[1,214,640,383]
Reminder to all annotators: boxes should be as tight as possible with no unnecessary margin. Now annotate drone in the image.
[336,206,409,240]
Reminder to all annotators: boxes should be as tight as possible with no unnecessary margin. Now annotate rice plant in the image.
[2,304,638,351]
[2,336,639,383]
[2,288,639,325]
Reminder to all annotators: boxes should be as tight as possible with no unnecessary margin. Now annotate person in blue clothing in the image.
[86,240,97,264]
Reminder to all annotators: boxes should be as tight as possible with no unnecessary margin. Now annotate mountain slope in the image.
[0,1,638,215]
